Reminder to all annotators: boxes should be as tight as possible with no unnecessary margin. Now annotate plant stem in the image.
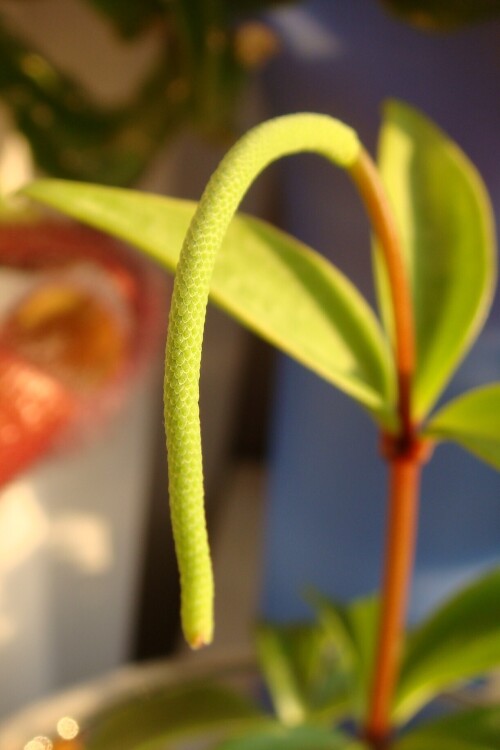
[365,450,422,746]
[349,148,422,745]
[349,148,414,443]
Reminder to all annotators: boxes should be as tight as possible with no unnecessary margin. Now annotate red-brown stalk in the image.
[350,149,425,746]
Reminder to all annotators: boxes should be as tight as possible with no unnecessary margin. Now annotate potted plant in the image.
[15,99,500,749]
[0,2,287,708]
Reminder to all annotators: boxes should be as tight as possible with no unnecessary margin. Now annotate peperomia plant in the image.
[24,101,500,749]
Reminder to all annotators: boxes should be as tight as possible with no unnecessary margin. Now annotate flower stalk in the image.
[350,148,422,745]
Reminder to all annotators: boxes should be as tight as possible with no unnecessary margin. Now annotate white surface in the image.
[0,363,162,719]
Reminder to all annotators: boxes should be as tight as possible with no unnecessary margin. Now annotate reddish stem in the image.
[349,148,422,745]
[364,448,422,746]
[349,148,415,443]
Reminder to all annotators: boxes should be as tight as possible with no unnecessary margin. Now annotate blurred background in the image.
[0,0,499,724]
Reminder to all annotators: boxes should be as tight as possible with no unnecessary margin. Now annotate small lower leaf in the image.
[85,681,265,750]
[395,568,500,722]
[425,384,500,470]
[216,724,366,750]
[256,623,349,725]
[394,704,500,750]
[311,594,379,719]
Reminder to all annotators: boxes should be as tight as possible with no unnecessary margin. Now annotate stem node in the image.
[380,432,433,464]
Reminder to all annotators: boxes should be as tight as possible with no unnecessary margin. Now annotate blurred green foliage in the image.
[0,0,499,186]
[0,0,291,185]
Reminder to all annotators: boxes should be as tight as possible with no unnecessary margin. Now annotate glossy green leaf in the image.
[394,705,500,750]
[375,100,496,420]
[380,0,500,29]
[256,623,349,725]
[311,594,379,719]
[85,681,265,750]
[424,384,500,471]
[216,724,366,750]
[394,568,500,722]
[24,179,396,424]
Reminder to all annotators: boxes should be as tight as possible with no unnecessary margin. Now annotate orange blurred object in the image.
[52,740,84,750]
[2,281,128,390]
[0,220,166,489]
[0,348,76,487]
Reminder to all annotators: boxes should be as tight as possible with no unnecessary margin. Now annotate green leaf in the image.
[215,724,366,750]
[424,384,500,471]
[396,741,490,750]
[394,705,500,750]
[375,100,496,420]
[85,681,265,750]
[311,594,379,719]
[256,623,350,726]
[24,179,396,425]
[394,568,500,722]
[380,0,500,30]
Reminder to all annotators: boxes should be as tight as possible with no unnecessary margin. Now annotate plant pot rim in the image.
[0,648,256,750]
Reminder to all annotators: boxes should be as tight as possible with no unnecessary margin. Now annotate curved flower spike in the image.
[164,113,366,647]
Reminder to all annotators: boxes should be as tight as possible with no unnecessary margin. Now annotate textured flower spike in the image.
[164,113,362,648]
